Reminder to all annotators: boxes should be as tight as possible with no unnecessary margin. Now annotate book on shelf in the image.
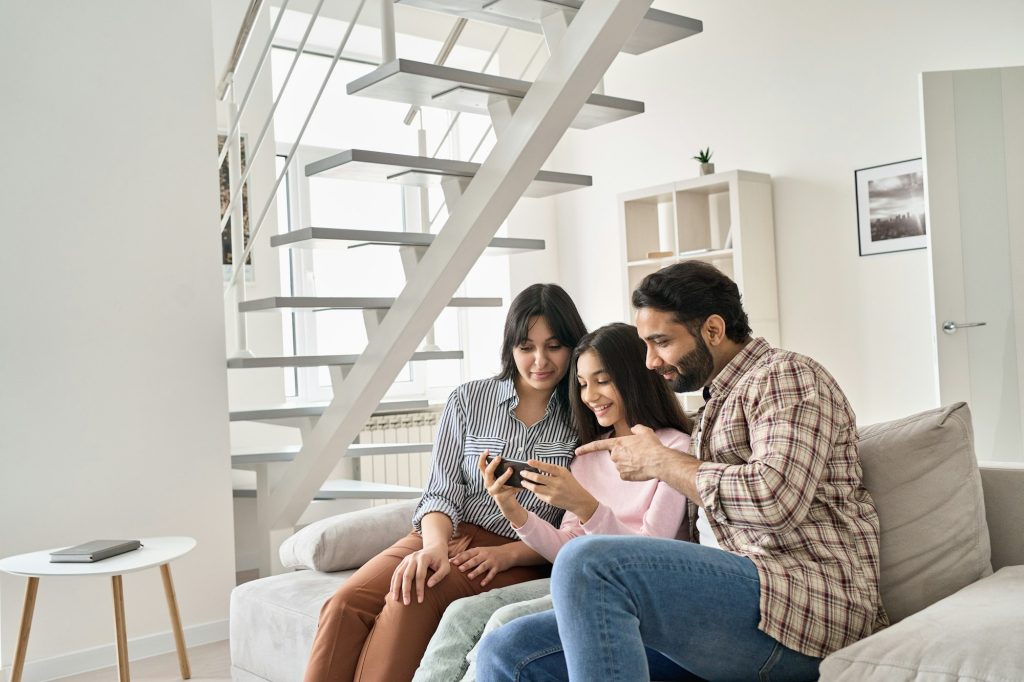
[49,540,142,563]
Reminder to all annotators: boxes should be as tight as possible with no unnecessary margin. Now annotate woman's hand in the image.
[450,544,515,587]
[521,461,600,523]
[389,542,450,605]
[478,451,529,527]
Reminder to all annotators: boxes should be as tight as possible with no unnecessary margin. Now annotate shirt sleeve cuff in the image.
[514,511,543,539]
[412,498,460,535]
[579,503,614,534]
[695,461,730,524]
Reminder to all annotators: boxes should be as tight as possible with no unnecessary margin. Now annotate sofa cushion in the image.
[819,565,1024,681]
[858,402,992,622]
[230,568,350,682]
[279,498,418,572]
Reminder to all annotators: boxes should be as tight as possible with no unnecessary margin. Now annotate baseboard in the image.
[2,619,228,682]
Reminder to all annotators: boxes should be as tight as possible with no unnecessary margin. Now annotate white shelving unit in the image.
[619,170,780,411]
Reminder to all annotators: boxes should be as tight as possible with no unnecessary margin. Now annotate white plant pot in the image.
[699,162,715,176]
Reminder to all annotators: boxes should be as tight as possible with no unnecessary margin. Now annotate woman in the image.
[413,322,693,681]
[303,283,587,682]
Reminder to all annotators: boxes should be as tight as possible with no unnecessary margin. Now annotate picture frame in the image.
[217,133,254,281]
[854,158,927,256]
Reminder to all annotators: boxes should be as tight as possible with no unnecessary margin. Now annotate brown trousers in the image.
[303,523,549,682]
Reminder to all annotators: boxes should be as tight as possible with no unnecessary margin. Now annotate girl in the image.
[413,322,692,681]
[303,283,587,682]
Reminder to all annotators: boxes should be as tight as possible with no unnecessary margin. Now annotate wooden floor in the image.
[53,640,231,682]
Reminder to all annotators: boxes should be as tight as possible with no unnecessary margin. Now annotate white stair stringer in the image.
[255,0,657,575]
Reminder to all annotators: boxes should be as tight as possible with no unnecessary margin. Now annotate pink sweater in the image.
[514,428,691,562]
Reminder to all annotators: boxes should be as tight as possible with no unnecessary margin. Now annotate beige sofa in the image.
[230,403,1024,681]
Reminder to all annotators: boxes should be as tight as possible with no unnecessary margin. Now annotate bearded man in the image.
[475,261,888,681]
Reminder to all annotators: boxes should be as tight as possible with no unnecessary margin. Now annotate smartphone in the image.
[486,456,540,489]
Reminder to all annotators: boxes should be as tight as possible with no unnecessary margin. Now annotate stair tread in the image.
[231,442,435,464]
[347,59,642,130]
[393,0,702,55]
[271,227,544,254]
[230,399,435,421]
[233,477,422,500]
[227,350,463,369]
[304,149,590,199]
[239,296,502,313]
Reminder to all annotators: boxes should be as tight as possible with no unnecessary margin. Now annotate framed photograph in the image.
[854,158,927,256]
[217,133,254,281]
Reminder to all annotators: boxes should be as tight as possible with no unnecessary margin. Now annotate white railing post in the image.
[227,85,253,358]
[380,0,396,62]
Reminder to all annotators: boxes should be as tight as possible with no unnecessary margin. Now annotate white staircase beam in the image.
[393,0,701,55]
[265,0,656,531]
[304,148,591,199]
[271,227,545,254]
[238,295,502,312]
[346,60,641,129]
[227,350,463,369]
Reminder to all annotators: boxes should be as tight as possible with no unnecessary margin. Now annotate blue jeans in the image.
[475,536,821,681]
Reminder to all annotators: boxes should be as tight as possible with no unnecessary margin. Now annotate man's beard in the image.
[668,335,714,393]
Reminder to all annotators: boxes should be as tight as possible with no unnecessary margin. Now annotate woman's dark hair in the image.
[632,261,752,343]
[497,283,587,412]
[569,323,692,444]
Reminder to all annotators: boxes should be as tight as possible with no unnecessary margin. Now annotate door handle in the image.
[942,320,987,334]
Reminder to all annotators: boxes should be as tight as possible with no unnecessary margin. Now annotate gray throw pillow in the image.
[858,402,992,622]
[279,498,418,572]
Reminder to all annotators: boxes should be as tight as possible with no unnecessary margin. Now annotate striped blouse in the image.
[412,377,578,538]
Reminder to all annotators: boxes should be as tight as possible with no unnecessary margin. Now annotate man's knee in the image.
[552,535,633,591]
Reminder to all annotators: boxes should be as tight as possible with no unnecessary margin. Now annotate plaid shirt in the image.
[690,338,889,658]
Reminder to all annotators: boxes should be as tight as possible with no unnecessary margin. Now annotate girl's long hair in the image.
[569,323,693,444]
[496,283,587,416]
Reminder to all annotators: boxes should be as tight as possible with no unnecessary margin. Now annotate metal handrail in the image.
[217,0,268,100]
[219,0,330,236]
[429,27,510,158]
[225,0,370,294]
[217,0,291,170]
[427,36,546,230]
[402,18,469,126]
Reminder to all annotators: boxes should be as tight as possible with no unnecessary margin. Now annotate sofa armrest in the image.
[979,461,1024,571]
[280,498,419,572]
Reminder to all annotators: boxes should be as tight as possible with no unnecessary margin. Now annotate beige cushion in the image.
[279,498,418,572]
[820,566,1024,681]
[858,402,992,622]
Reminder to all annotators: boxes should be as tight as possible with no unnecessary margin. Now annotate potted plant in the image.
[693,147,714,175]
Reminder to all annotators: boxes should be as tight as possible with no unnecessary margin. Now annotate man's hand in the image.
[520,461,599,522]
[576,424,703,500]
[389,542,450,605]
[450,544,515,587]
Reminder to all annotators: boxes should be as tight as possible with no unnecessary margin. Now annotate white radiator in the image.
[356,410,439,505]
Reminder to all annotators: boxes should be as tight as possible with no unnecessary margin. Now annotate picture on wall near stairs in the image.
[218,133,254,281]
[854,158,927,256]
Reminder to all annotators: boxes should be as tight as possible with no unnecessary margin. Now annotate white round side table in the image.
[0,536,196,682]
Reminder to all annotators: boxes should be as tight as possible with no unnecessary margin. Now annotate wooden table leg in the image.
[160,563,191,679]
[112,575,130,682]
[10,576,39,682]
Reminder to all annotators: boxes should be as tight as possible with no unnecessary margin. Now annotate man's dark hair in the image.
[631,262,752,343]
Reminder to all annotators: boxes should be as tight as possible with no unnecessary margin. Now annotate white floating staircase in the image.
[220,0,702,576]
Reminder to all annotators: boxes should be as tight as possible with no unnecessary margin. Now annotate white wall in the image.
[550,0,1024,425]
[0,3,236,679]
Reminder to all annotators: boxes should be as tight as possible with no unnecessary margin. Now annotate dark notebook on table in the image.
[49,540,142,563]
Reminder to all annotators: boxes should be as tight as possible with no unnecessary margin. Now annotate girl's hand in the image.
[450,544,514,587]
[389,542,450,605]
[521,461,600,522]
[478,451,529,527]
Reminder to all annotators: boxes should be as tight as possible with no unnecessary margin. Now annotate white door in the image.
[921,66,1024,463]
